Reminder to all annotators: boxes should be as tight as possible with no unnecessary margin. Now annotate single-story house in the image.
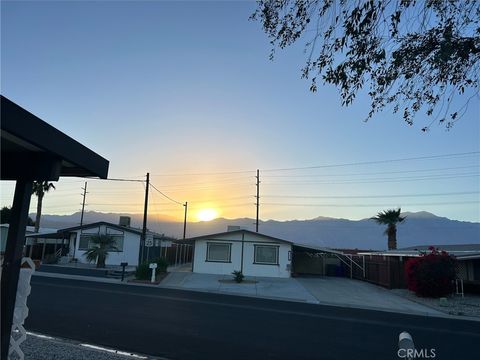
[25,218,177,266]
[185,229,293,278]
[0,224,58,253]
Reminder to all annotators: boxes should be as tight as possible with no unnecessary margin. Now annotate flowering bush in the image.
[405,247,457,297]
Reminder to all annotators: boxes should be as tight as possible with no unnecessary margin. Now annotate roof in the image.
[183,229,293,244]
[358,245,480,260]
[1,95,109,180]
[292,243,346,255]
[26,221,169,239]
[58,222,143,235]
[401,244,480,252]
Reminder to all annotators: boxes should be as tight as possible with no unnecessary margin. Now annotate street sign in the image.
[145,235,154,247]
[149,263,157,269]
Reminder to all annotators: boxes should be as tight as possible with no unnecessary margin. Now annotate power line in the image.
[261,165,479,178]
[148,181,253,190]
[262,191,480,199]
[262,173,479,185]
[150,170,255,177]
[149,183,184,205]
[147,176,254,188]
[148,183,254,193]
[261,151,480,172]
[86,177,145,183]
[263,201,480,207]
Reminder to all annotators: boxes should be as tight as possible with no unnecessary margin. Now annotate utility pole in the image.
[255,169,260,232]
[140,172,149,265]
[73,181,88,260]
[183,202,188,239]
[80,182,88,228]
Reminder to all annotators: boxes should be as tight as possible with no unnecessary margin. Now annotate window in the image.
[78,234,124,251]
[206,242,231,262]
[110,235,124,251]
[254,245,279,265]
[78,235,93,250]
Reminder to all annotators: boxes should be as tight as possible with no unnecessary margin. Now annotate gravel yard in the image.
[14,333,162,360]
[391,289,480,318]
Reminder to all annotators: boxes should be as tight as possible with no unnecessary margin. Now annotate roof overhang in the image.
[293,243,346,255]
[184,229,293,245]
[358,251,480,260]
[25,231,67,239]
[1,96,109,180]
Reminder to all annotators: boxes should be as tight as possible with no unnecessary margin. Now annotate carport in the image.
[0,96,109,359]
[25,231,72,262]
[292,244,365,278]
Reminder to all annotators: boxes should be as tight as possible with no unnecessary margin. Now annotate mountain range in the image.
[33,211,479,250]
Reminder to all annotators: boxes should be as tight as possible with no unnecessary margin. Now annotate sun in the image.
[196,208,218,222]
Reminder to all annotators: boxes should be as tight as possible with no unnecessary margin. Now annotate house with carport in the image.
[186,229,293,278]
[25,217,178,266]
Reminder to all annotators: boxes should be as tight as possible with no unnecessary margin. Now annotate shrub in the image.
[405,247,457,298]
[135,257,169,280]
[135,262,150,280]
[151,257,169,273]
[42,253,59,264]
[232,270,244,283]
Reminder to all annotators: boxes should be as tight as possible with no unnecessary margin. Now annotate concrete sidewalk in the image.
[161,272,319,303]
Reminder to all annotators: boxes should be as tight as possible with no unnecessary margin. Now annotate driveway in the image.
[297,276,443,315]
[161,272,319,303]
[162,271,443,316]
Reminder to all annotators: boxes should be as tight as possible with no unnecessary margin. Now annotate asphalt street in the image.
[26,276,480,360]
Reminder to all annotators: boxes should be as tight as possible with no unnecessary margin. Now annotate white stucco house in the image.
[25,219,176,266]
[187,229,293,278]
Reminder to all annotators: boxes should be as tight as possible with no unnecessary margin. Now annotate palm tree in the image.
[371,208,406,250]
[84,234,119,268]
[29,181,55,258]
[32,181,56,232]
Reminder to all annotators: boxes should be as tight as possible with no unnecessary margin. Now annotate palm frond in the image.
[371,208,405,225]
[82,234,119,266]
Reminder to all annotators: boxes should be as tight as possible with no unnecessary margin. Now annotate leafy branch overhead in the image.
[251,0,480,130]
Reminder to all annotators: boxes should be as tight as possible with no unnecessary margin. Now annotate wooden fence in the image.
[349,255,412,289]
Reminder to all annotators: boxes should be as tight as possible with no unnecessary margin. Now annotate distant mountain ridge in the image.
[34,211,480,250]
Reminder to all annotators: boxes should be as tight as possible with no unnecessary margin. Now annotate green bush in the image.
[232,270,244,283]
[135,257,169,280]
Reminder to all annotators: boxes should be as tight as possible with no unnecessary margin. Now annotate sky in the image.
[1,0,479,224]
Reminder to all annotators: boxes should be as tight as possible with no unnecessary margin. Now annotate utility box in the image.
[119,216,131,227]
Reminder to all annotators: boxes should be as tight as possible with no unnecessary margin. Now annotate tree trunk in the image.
[97,255,106,268]
[387,225,397,250]
[35,194,43,233]
[30,193,43,258]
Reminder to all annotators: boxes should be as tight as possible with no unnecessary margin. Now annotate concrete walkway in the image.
[297,276,443,315]
[161,272,319,303]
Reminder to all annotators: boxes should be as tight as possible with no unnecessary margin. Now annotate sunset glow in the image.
[196,208,218,222]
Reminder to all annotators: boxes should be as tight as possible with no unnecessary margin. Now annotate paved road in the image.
[26,277,479,360]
